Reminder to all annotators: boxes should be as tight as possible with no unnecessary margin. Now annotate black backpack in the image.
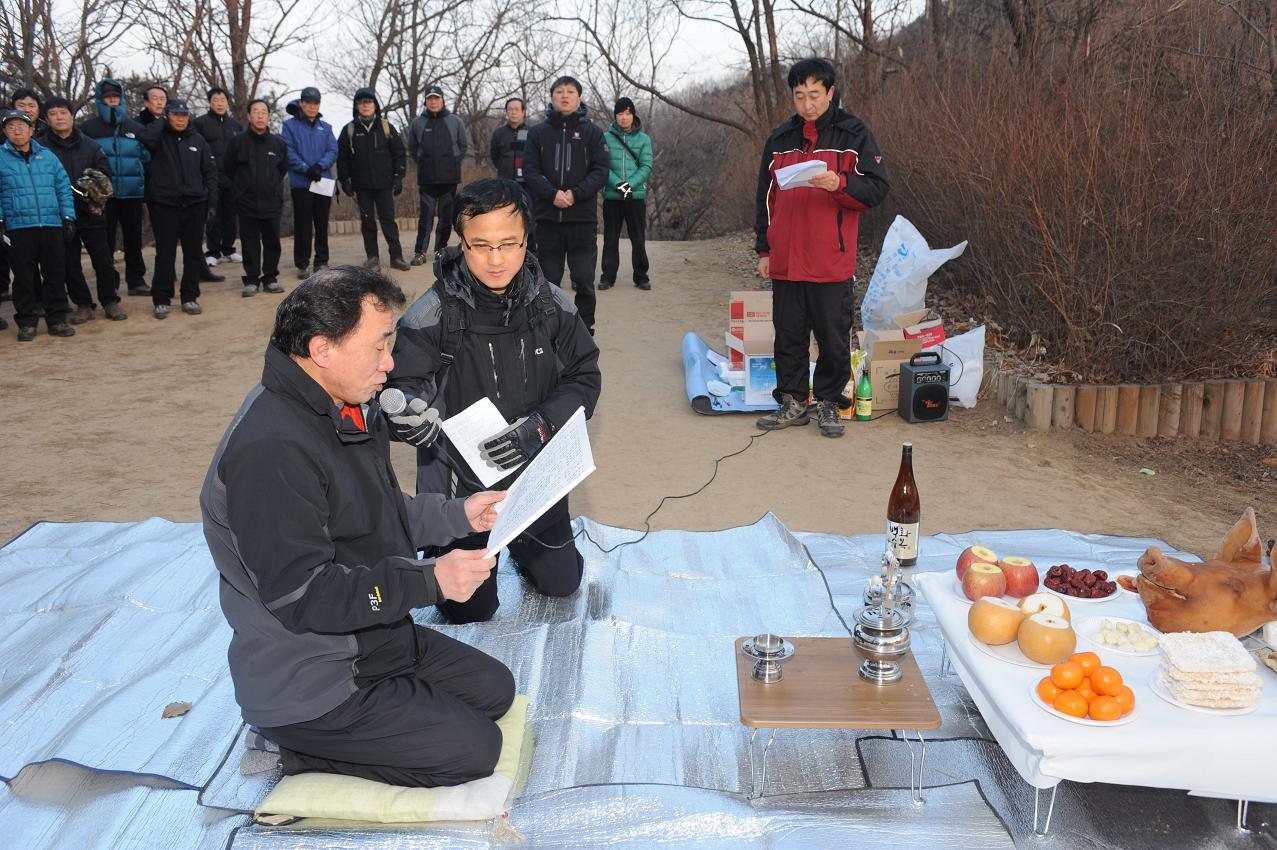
[432,281,561,391]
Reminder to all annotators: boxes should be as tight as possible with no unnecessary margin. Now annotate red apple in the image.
[997,556,1039,598]
[961,562,1007,601]
[956,545,1000,580]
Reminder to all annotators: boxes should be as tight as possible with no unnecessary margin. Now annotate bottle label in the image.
[887,521,919,561]
[855,396,872,418]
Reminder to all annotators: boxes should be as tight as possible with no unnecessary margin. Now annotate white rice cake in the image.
[1158,672,1261,709]
[1159,631,1256,674]
[1163,663,1262,687]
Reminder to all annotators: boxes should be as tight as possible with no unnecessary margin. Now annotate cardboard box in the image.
[895,308,946,349]
[728,291,773,369]
[856,324,924,413]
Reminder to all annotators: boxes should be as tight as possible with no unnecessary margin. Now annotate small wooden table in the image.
[734,636,941,799]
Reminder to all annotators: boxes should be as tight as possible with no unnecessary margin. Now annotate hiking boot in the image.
[242,284,259,297]
[47,321,75,337]
[128,283,151,295]
[70,304,96,324]
[16,324,35,341]
[227,251,243,263]
[817,400,845,438]
[296,265,310,280]
[636,280,651,291]
[756,393,810,430]
[103,302,127,320]
[263,281,284,294]
[390,257,411,271]
[153,304,170,319]
[181,301,203,315]
[205,254,219,267]
[410,252,430,266]
[199,268,225,282]
[314,264,329,273]
[598,279,614,290]
[362,256,381,271]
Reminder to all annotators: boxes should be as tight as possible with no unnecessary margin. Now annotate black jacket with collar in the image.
[35,126,113,223]
[337,108,407,192]
[522,105,609,224]
[138,119,218,207]
[200,344,475,727]
[193,110,244,184]
[223,127,289,217]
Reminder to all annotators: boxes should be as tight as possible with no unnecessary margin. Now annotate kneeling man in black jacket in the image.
[385,178,601,624]
[201,266,515,787]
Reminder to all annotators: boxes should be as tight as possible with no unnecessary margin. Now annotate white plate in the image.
[952,578,975,605]
[1077,616,1162,657]
[1029,682,1137,726]
[968,633,1049,669]
[1044,584,1121,604]
[1148,670,1260,716]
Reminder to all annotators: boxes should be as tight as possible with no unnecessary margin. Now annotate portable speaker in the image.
[898,352,950,423]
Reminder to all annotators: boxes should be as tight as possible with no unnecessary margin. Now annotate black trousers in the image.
[259,626,515,788]
[290,188,331,269]
[239,215,282,285]
[105,197,147,288]
[437,497,584,625]
[65,223,121,307]
[357,188,403,261]
[205,184,238,257]
[0,240,10,296]
[9,227,68,328]
[414,183,456,255]
[536,220,598,331]
[601,198,649,285]
[149,202,207,305]
[771,278,854,405]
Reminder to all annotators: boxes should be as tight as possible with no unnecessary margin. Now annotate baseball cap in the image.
[300,87,322,103]
[425,85,444,99]
[1,109,34,127]
[164,98,192,115]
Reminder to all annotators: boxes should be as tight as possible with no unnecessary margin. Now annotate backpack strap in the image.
[432,288,469,396]
[528,282,560,352]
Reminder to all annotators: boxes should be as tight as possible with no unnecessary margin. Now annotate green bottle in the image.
[855,370,873,420]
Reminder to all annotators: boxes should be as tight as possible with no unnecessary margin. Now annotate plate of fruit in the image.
[1032,652,1137,725]
[952,545,1040,604]
[967,593,1076,669]
[1043,564,1120,602]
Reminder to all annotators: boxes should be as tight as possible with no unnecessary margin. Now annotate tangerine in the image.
[1089,695,1121,721]
[1069,651,1101,675]
[1091,666,1124,696]
[1050,661,1085,690]
[1115,685,1136,715]
[1076,677,1097,704]
[1037,677,1063,703]
[1053,690,1088,718]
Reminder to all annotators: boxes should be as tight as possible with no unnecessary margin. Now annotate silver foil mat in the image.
[0,519,241,786]
[228,781,1014,848]
[1,760,247,849]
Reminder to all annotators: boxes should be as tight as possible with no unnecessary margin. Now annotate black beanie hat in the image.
[613,97,636,116]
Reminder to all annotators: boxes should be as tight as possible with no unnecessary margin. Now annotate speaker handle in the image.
[908,351,943,367]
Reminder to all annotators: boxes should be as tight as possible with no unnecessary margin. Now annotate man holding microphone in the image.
[201,266,515,787]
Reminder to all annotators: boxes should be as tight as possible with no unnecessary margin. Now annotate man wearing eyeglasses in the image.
[384,178,601,624]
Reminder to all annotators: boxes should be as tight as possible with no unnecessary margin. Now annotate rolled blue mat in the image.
[682,332,777,415]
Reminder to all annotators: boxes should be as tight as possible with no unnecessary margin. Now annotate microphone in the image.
[379,387,428,417]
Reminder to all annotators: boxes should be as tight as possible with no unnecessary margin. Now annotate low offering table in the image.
[734,636,941,799]
[915,572,1277,833]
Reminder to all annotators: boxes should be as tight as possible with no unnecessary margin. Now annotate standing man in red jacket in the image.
[754,58,889,438]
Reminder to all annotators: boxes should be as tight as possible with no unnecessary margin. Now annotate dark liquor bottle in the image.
[887,441,920,567]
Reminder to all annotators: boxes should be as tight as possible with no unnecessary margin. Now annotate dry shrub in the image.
[867,45,1277,382]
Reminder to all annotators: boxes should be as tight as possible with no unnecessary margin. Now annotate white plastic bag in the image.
[861,216,968,331]
[924,325,984,409]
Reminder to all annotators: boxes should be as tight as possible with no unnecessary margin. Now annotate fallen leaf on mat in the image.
[162,701,193,718]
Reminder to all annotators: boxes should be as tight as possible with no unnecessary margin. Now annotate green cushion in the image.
[256,695,529,823]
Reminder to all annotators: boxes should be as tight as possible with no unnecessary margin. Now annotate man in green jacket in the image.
[599,97,653,291]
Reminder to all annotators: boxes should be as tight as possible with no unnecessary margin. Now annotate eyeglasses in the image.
[460,237,527,257]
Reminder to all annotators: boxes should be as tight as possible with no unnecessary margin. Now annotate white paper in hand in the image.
[775,160,828,190]
[309,177,336,197]
[484,407,594,557]
[441,398,523,489]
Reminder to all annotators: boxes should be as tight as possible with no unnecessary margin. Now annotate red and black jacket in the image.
[754,103,889,282]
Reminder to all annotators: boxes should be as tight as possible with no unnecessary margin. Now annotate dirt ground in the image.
[0,232,1272,557]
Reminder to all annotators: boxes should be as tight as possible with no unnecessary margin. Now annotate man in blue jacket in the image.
[80,79,151,295]
[0,110,77,340]
[282,87,337,280]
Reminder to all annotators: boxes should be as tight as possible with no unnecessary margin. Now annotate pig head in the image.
[1136,509,1277,637]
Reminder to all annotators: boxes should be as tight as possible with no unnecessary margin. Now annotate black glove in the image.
[62,219,77,243]
[616,181,633,199]
[305,164,323,182]
[0,220,7,247]
[479,409,552,471]
[386,396,442,448]
[340,178,354,197]
[392,176,403,196]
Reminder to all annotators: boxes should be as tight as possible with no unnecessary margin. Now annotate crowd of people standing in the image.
[0,75,656,340]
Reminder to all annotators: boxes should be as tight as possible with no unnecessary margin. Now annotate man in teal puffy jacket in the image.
[80,79,151,294]
[599,97,653,291]
[0,110,77,340]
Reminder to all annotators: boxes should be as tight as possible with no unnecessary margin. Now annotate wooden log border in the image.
[983,362,1277,447]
